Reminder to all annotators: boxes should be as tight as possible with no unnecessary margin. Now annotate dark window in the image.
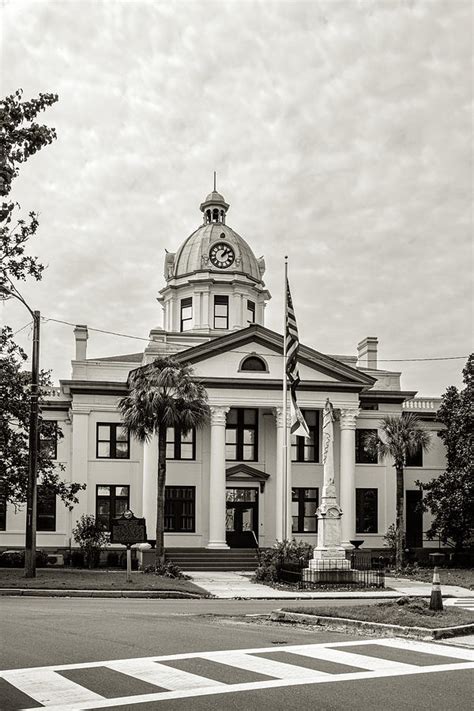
[359,402,379,411]
[0,489,6,531]
[165,486,195,532]
[96,423,130,459]
[292,488,319,533]
[214,295,229,329]
[225,408,258,461]
[37,485,56,532]
[96,485,130,531]
[355,429,378,464]
[246,300,255,324]
[356,488,378,533]
[166,427,195,460]
[291,410,320,462]
[40,420,58,459]
[240,355,266,372]
[406,444,423,467]
[180,297,193,332]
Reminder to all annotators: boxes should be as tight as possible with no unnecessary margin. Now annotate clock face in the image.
[209,242,235,269]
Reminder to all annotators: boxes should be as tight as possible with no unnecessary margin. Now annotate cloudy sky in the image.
[1,0,472,395]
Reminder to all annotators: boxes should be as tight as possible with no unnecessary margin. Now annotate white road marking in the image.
[288,646,413,671]
[201,650,330,680]
[107,658,226,691]
[2,668,104,707]
[1,638,471,711]
[444,598,474,612]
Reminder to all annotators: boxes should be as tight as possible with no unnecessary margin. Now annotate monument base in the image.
[308,547,351,571]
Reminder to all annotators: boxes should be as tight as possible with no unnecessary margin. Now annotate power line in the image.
[13,320,33,336]
[41,315,469,363]
[42,317,150,342]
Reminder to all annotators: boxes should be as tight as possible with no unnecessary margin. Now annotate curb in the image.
[0,588,206,599]
[270,610,474,640]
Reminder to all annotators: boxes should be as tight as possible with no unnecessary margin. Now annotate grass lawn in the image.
[390,567,474,590]
[285,598,474,629]
[0,568,207,595]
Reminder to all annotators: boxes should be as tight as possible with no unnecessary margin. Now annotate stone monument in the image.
[307,398,350,572]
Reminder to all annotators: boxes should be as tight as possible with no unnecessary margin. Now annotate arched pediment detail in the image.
[226,464,270,492]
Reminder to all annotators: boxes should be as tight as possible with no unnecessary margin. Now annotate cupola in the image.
[199,174,229,224]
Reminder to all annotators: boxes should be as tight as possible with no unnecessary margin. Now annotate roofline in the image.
[360,390,418,405]
[172,324,376,386]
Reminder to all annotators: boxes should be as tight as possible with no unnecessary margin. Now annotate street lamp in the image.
[1,280,40,578]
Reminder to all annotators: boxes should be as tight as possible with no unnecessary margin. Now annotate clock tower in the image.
[158,186,271,335]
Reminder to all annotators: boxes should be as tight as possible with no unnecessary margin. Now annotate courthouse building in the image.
[0,188,446,556]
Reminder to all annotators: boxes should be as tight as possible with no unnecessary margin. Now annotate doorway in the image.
[226,487,258,548]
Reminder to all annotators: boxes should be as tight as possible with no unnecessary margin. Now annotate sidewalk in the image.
[186,571,474,600]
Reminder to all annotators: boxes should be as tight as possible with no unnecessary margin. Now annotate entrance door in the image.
[226,488,258,548]
[406,490,423,548]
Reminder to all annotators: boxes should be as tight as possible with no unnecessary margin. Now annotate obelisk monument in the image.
[308,398,350,570]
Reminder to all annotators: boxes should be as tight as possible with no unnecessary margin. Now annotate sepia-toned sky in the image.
[1,0,472,395]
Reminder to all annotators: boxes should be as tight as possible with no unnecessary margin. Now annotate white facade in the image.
[0,189,446,553]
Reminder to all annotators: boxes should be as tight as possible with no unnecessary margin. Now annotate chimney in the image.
[74,325,88,360]
[357,336,378,370]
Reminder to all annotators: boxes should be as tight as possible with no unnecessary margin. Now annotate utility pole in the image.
[24,310,40,578]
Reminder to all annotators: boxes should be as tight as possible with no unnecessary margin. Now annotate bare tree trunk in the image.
[395,464,405,568]
[155,426,167,566]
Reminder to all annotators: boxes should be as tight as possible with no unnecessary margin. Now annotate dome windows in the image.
[239,354,268,372]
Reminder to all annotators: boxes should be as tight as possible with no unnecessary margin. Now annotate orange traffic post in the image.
[429,566,443,611]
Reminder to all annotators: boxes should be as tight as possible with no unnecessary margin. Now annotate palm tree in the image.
[119,357,209,565]
[366,413,431,568]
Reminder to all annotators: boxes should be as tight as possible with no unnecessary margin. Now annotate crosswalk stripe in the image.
[200,651,330,680]
[107,659,227,691]
[2,669,104,707]
[1,638,471,711]
[374,638,474,661]
[288,646,414,671]
[23,662,474,711]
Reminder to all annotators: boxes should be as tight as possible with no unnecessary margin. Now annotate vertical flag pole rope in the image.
[283,256,288,539]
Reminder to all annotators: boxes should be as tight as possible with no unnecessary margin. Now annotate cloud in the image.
[2,0,471,395]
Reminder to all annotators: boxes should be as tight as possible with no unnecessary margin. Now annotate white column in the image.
[207,406,230,549]
[202,291,210,329]
[70,407,89,526]
[274,407,292,541]
[143,433,158,541]
[339,408,359,547]
[274,407,285,541]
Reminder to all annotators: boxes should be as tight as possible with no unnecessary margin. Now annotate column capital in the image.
[209,405,230,426]
[339,408,359,430]
[273,406,291,428]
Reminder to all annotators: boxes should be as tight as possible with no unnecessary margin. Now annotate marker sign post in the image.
[110,510,147,582]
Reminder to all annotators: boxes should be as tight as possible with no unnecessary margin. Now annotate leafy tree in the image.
[366,414,431,568]
[1,89,58,289]
[119,357,209,565]
[0,326,85,508]
[0,90,84,517]
[418,355,474,550]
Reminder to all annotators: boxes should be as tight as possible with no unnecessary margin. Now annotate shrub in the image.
[254,539,314,583]
[72,515,108,569]
[143,561,189,579]
[0,549,49,567]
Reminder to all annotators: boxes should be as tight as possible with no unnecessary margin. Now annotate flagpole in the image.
[282,255,288,540]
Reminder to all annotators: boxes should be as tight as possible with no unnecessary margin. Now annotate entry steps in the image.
[165,547,259,571]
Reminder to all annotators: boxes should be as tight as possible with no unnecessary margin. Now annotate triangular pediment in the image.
[226,464,270,482]
[174,324,375,387]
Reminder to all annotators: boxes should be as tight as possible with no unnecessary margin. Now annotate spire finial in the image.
[213,171,217,192]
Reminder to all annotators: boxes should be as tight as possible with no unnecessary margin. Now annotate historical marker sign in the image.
[110,510,147,545]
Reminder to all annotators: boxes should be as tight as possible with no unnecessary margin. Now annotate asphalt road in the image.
[1,597,472,710]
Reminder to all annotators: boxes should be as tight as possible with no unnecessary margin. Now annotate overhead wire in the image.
[38,314,469,363]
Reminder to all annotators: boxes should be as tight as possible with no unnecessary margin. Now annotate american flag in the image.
[286,278,310,438]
